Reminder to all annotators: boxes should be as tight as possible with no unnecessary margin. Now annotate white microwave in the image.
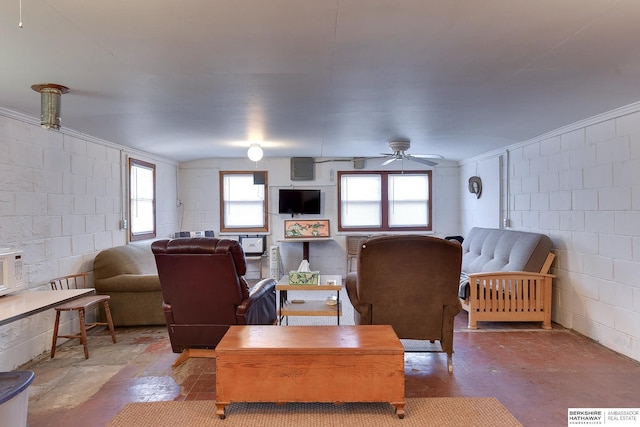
[0,249,24,297]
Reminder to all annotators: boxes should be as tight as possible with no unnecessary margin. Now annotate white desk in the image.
[0,289,95,327]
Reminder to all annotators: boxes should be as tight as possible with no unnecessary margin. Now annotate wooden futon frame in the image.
[461,253,555,329]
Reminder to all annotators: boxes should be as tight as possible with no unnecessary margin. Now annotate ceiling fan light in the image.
[31,83,69,130]
[381,139,439,166]
[247,144,263,162]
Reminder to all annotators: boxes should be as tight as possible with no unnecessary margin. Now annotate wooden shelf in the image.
[277,238,334,261]
[278,237,334,242]
[277,275,343,324]
[276,284,342,291]
[280,301,341,317]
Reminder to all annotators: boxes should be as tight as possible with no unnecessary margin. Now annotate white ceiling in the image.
[2,1,640,163]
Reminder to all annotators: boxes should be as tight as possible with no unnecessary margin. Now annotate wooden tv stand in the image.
[215,325,405,418]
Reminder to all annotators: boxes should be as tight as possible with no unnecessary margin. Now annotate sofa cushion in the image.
[458,227,552,299]
[92,274,159,293]
[93,242,158,279]
[461,227,552,274]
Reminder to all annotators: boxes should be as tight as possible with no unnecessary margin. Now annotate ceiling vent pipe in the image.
[31,83,69,130]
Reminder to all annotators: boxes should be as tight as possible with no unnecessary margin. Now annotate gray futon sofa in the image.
[458,227,554,329]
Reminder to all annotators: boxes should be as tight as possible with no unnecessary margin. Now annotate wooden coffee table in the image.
[215,325,405,419]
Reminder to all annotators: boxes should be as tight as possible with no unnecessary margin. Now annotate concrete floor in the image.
[20,312,640,427]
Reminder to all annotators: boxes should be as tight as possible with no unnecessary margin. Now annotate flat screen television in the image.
[278,189,321,215]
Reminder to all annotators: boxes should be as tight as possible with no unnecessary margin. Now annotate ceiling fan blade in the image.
[406,155,438,166]
[412,154,444,159]
[359,153,391,160]
[381,157,397,166]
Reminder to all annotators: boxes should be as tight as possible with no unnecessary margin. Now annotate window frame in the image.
[128,158,157,242]
[337,170,432,232]
[219,171,269,233]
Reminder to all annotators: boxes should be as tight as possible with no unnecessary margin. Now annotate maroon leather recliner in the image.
[151,237,277,353]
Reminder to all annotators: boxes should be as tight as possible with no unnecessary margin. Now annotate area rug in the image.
[108,397,522,427]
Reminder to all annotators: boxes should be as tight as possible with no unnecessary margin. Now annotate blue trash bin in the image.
[0,371,35,427]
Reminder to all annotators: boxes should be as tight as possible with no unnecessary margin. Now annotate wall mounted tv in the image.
[278,189,321,215]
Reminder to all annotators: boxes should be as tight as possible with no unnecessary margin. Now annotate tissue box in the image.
[288,271,320,285]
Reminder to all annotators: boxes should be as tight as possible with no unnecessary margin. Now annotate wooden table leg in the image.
[215,402,228,419]
[392,402,405,419]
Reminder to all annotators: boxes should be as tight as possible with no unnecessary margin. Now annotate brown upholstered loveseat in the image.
[93,242,165,326]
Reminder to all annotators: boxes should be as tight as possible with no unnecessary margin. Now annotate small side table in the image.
[276,275,342,325]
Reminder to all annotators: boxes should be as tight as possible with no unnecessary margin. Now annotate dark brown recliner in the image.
[345,235,462,372]
[151,238,277,358]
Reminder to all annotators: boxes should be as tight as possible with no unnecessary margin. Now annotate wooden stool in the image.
[50,274,116,359]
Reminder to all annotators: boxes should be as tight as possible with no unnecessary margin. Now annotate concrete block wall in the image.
[459,155,502,232]
[505,109,640,362]
[6,96,639,367]
[0,112,178,370]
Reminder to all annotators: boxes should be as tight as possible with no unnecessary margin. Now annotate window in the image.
[338,170,432,232]
[220,171,268,233]
[129,158,156,241]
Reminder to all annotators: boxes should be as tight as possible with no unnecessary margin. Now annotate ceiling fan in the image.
[376,140,442,167]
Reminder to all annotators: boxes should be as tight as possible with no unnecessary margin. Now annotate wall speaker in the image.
[353,158,365,169]
[290,157,315,181]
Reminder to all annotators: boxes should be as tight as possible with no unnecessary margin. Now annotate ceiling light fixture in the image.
[247,144,263,162]
[31,83,69,130]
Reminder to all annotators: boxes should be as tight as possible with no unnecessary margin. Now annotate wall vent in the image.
[290,157,315,181]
